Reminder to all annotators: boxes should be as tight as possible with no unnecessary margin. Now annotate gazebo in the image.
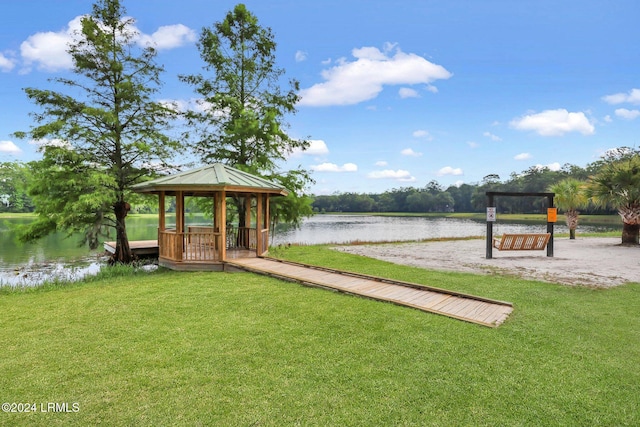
[131,164,288,271]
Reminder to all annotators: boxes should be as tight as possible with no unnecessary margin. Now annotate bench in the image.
[492,233,550,251]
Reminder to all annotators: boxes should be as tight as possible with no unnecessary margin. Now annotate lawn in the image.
[1,246,639,426]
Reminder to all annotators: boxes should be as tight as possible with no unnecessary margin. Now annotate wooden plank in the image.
[475,304,509,324]
[372,284,406,298]
[422,295,456,311]
[434,296,467,313]
[454,301,493,318]
[404,291,443,305]
[439,298,475,315]
[384,287,423,301]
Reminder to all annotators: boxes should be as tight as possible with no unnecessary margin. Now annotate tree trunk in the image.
[111,201,134,264]
[621,222,639,245]
[564,210,579,240]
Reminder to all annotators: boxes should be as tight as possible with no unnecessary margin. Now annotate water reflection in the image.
[6,260,104,287]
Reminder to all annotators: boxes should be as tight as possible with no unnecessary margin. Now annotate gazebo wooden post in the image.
[219,191,227,261]
[265,195,270,248]
[244,196,252,248]
[158,191,166,231]
[256,194,263,256]
[176,191,185,258]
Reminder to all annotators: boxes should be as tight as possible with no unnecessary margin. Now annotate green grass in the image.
[1,247,639,426]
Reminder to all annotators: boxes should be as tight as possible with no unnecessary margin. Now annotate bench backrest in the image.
[497,233,550,250]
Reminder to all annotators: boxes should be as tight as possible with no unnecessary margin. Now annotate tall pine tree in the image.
[14,0,179,263]
[180,3,313,230]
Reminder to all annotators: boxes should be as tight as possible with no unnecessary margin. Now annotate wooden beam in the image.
[220,191,226,261]
[256,194,263,256]
[158,191,165,231]
[176,191,184,233]
[176,191,184,259]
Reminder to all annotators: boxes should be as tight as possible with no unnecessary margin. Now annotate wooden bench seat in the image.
[492,233,550,251]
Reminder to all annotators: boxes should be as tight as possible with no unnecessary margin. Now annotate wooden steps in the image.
[226,257,513,328]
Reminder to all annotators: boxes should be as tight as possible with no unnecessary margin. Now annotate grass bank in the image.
[1,248,639,426]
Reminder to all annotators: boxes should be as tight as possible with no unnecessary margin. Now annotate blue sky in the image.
[1,0,639,195]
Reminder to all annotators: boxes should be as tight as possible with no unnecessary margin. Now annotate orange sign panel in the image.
[547,208,557,223]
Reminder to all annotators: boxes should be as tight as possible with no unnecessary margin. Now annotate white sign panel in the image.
[486,207,496,222]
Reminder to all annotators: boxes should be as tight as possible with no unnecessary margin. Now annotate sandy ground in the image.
[333,237,640,288]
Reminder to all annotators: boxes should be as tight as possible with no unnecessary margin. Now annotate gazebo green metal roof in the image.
[131,164,289,196]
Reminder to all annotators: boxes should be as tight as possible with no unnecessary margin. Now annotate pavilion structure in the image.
[131,164,288,271]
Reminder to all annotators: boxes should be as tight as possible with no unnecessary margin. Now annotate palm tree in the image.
[548,178,588,239]
[587,154,640,245]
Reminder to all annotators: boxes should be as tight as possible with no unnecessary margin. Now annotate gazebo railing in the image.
[159,226,263,262]
[228,227,257,250]
[159,229,223,262]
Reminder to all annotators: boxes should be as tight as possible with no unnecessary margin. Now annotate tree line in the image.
[312,163,605,215]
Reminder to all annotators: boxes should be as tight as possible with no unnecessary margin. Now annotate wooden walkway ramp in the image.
[226,257,513,327]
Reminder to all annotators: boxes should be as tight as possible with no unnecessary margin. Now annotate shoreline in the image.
[333,237,640,288]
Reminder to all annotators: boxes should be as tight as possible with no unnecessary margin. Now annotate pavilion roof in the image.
[131,164,289,196]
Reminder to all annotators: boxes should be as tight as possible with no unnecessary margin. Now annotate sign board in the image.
[547,208,557,223]
[486,207,496,222]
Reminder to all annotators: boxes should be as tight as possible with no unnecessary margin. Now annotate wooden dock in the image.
[103,240,159,257]
[227,257,513,327]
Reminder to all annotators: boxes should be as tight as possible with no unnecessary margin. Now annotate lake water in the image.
[1,214,619,286]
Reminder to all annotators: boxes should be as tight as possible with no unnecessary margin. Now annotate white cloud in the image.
[0,52,16,72]
[374,160,388,167]
[401,148,422,157]
[18,16,195,73]
[412,129,433,140]
[399,87,419,98]
[437,166,463,176]
[295,50,307,62]
[510,109,595,136]
[467,141,479,148]
[367,169,415,181]
[310,162,357,172]
[136,24,196,51]
[426,84,438,93]
[483,131,502,141]
[290,139,329,157]
[604,115,613,123]
[514,152,532,160]
[0,140,21,154]
[602,88,640,105]
[298,44,452,106]
[20,15,83,72]
[615,108,640,120]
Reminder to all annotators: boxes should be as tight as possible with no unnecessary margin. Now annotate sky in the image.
[1,0,639,195]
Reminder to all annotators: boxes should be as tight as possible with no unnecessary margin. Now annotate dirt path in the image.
[333,237,640,287]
